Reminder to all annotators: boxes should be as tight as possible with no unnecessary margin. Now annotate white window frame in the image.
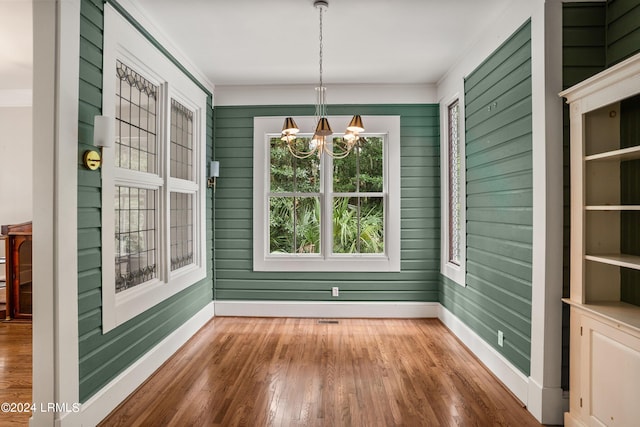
[440,94,466,286]
[253,115,401,272]
[101,5,207,333]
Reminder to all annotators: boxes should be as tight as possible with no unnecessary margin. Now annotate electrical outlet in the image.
[498,330,504,347]
[332,287,339,297]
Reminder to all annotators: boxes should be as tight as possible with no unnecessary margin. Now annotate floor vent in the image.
[317,320,339,324]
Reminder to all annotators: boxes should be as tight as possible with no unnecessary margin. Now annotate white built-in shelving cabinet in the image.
[560,52,640,427]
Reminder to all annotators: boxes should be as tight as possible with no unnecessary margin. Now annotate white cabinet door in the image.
[581,314,640,427]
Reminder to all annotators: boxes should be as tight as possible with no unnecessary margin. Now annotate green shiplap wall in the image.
[77,0,213,402]
[440,21,533,375]
[562,3,606,298]
[561,1,607,391]
[214,104,439,302]
[607,0,640,66]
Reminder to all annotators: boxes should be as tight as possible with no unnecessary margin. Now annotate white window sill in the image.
[255,254,400,272]
[442,261,465,287]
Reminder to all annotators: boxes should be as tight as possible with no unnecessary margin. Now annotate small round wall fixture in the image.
[83,150,102,170]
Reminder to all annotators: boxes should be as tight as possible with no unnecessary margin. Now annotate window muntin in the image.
[170,99,194,181]
[170,192,194,270]
[267,132,387,257]
[448,100,461,265]
[115,60,157,173]
[115,186,157,292]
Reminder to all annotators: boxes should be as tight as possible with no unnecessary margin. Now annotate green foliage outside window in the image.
[269,136,385,255]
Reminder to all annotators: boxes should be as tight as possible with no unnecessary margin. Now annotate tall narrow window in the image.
[441,96,465,286]
[169,99,197,271]
[114,61,160,292]
[448,100,461,265]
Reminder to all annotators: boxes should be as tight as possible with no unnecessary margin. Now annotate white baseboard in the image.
[62,302,215,427]
[565,410,588,427]
[437,305,530,405]
[527,377,565,425]
[214,300,440,318]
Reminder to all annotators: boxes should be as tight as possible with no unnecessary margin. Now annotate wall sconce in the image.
[208,160,220,191]
[83,115,114,170]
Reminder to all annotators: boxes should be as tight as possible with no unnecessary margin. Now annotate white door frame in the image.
[32,0,80,425]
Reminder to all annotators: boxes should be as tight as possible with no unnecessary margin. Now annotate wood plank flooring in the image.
[0,322,32,427]
[100,317,542,427]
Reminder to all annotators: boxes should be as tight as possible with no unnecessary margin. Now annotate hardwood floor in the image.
[0,321,32,427]
[100,317,542,427]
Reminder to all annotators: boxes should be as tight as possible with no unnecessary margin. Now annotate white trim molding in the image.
[32,0,81,425]
[215,301,440,318]
[529,1,564,425]
[215,83,437,106]
[60,302,215,427]
[112,0,214,94]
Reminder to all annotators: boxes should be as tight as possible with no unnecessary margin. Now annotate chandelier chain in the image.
[319,5,323,90]
[280,0,364,160]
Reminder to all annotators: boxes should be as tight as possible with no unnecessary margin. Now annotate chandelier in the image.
[280,0,364,159]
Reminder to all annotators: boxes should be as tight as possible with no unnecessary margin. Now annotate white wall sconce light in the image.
[208,160,220,190]
[83,115,114,170]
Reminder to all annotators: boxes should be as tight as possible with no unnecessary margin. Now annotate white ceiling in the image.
[0,0,514,91]
[134,0,512,87]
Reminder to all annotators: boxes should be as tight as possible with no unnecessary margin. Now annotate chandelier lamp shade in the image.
[281,0,364,159]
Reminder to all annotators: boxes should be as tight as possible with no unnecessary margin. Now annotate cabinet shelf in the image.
[585,253,640,270]
[585,145,640,162]
[563,299,640,334]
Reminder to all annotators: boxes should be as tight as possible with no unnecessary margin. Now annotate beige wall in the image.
[0,106,33,233]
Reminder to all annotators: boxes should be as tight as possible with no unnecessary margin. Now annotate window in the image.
[441,97,465,285]
[169,99,197,271]
[254,116,400,272]
[101,5,208,332]
[113,62,160,293]
[448,100,461,265]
